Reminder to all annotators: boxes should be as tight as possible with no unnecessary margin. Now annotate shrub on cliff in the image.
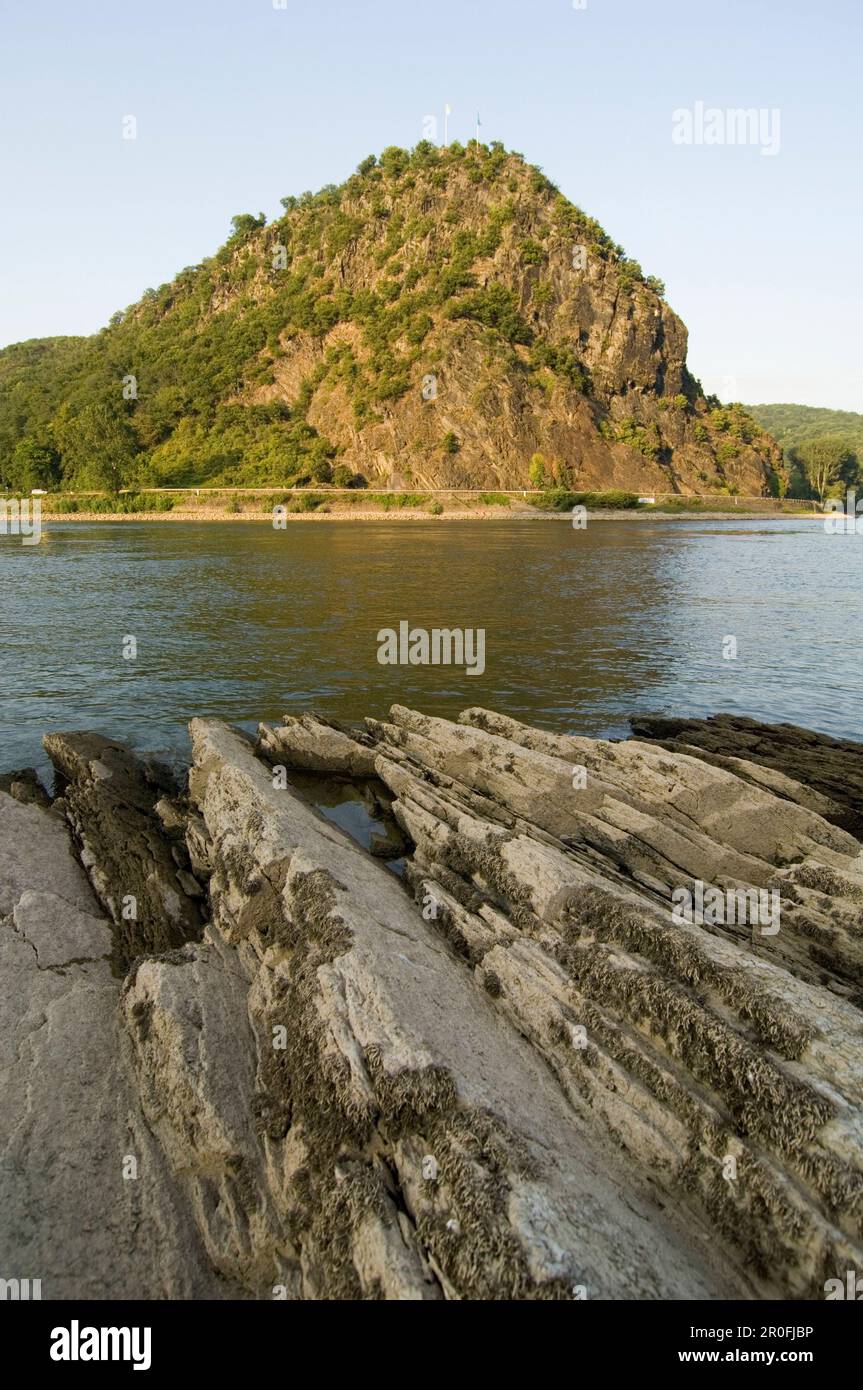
[446,285,532,345]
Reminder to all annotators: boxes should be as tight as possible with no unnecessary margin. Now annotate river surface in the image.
[1,518,860,777]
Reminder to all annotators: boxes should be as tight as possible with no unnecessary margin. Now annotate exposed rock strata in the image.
[1,709,861,1300]
[630,714,863,842]
[0,767,51,809]
[43,731,204,972]
[364,708,863,1297]
[258,714,378,778]
[0,792,228,1298]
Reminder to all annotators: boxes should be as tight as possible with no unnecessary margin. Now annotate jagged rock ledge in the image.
[1,708,861,1300]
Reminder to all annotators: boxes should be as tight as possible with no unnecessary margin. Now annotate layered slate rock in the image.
[0,792,227,1299]
[258,714,377,778]
[3,707,862,1300]
[120,718,745,1300]
[630,713,863,841]
[362,706,863,1299]
[43,731,204,972]
[0,767,51,809]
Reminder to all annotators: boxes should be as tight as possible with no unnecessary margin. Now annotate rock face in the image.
[0,147,784,498]
[0,792,227,1299]
[258,714,378,778]
[43,731,204,972]
[0,768,51,809]
[630,713,863,842]
[367,708,863,1296]
[1,708,861,1300]
[250,155,783,496]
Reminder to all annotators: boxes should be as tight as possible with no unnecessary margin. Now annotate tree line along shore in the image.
[21,487,822,522]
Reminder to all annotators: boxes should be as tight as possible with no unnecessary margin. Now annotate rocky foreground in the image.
[1,708,861,1300]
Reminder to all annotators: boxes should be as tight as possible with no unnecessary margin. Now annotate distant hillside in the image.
[0,336,89,444]
[746,403,863,498]
[0,141,783,496]
[749,403,863,453]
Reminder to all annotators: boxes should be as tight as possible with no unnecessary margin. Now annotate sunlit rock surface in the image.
[1,707,860,1299]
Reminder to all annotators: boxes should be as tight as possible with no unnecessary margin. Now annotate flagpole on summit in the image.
[475,111,481,145]
[444,103,451,146]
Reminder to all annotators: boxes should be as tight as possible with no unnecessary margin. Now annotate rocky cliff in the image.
[1,707,860,1299]
[0,143,783,497]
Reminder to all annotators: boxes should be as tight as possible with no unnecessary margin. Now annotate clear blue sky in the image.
[1,0,860,409]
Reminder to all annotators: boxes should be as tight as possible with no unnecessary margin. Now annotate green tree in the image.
[230,212,266,238]
[768,462,790,499]
[55,405,139,493]
[307,457,333,484]
[447,284,532,344]
[795,436,855,503]
[9,435,61,491]
[411,140,438,166]
[838,444,862,491]
[379,146,410,178]
[528,452,547,488]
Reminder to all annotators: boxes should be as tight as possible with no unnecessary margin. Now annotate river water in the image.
[1,518,860,776]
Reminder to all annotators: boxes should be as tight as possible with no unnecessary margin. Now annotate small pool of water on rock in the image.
[284,769,410,876]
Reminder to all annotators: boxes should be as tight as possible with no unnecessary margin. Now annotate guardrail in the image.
[35,487,815,503]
